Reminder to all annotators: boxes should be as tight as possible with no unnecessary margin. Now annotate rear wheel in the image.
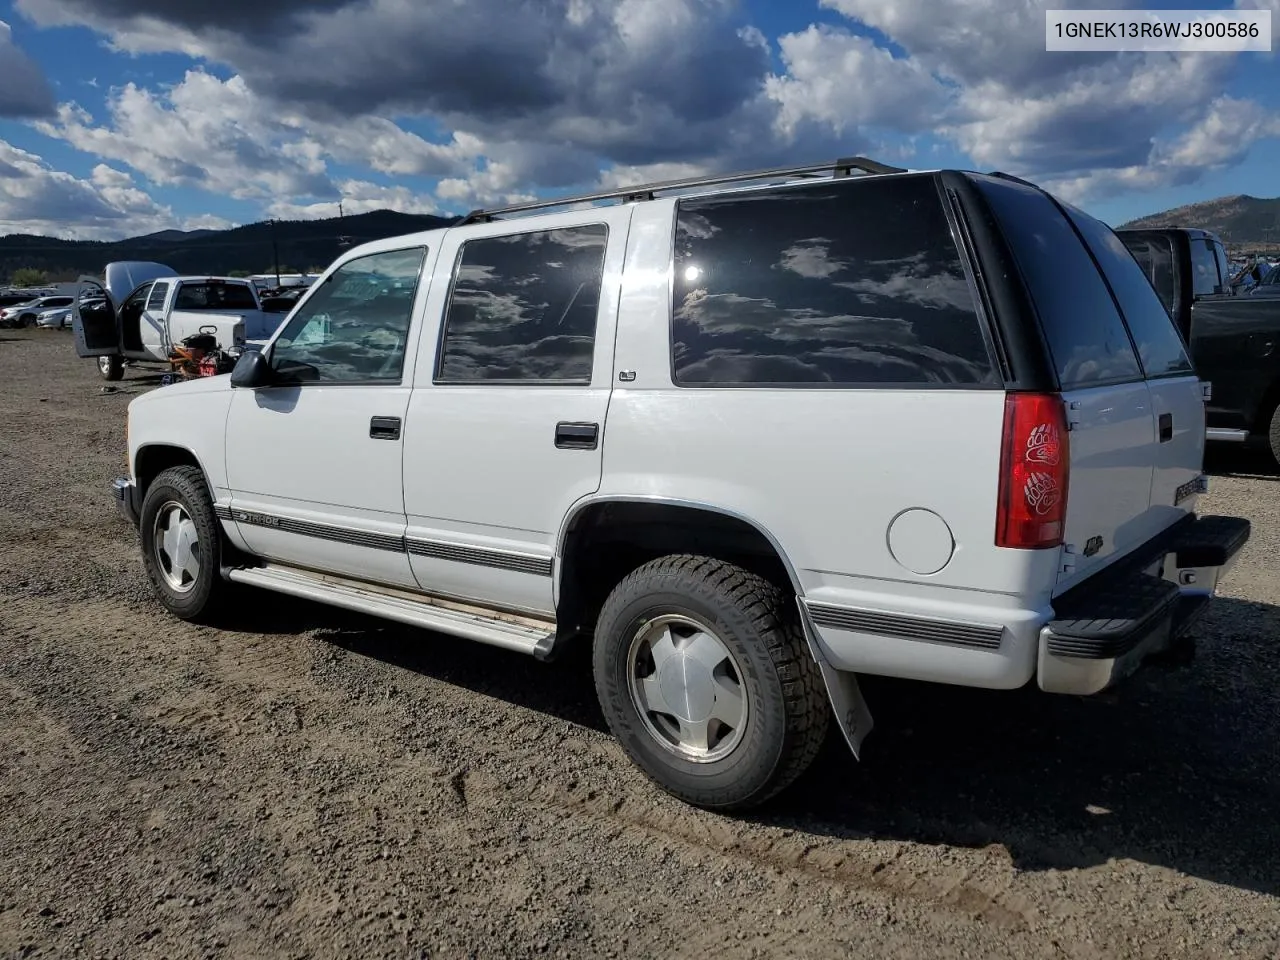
[592,555,829,810]
[98,355,123,381]
[138,465,230,622]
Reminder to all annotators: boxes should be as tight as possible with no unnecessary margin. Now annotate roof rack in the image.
[454,156,908,226]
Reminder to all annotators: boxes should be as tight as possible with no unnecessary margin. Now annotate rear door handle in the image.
[554,421,599,450]
[1158,412,1173,442]
[370,416,402,440]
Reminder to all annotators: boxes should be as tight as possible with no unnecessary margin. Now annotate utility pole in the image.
[270,217,281,286]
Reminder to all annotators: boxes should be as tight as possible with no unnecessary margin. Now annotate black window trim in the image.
[664,172,1004,391]
[265,244,429,389]
[431,220,611,387]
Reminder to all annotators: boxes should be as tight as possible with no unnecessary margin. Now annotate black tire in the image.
[98,355,124,381]
[1269,401,1280,470]
[18,313,35,327]
[138,465,229,622]
[592,555,829,810]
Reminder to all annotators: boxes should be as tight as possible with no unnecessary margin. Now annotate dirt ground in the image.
[1,329,1278,960]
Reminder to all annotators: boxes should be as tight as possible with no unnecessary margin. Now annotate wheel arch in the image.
[133,443,211,501]
[553,495,806,638]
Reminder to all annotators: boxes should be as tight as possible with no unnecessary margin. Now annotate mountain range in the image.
[0,210,453,283]
[4,191,1279,283]
[1118,194,1280,253]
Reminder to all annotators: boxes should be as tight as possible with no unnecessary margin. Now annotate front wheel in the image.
[592,555,829,810]
[138,465,230,622]
[98,355,123,381]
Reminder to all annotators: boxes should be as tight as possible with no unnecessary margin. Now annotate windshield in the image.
[173,282,258,311]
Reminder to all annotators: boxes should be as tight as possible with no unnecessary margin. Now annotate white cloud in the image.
[0,140,194,239]
[265,180,443,220]
[764,25,946,140]
[7,0,1280,225]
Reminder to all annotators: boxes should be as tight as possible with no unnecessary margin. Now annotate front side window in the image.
[1063,207,1194,379]
[269,247,426,384]
[436,224,608,383]
[146,282,169,311]
[670,175,995,386]
[1190,238,1221,297]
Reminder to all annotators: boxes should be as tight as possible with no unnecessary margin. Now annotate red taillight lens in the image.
[995,392,1069,550]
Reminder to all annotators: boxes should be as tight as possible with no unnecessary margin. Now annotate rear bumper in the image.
[1037,514,1250,695]
[112,476,140,528]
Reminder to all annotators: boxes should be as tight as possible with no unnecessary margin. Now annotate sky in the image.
[0,0,1277,240]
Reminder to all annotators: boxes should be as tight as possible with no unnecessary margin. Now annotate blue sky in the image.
[0,0,1277,239]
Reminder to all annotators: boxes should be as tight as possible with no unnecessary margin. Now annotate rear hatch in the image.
[972,176,1205,594]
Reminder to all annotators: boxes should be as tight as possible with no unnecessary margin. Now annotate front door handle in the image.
[370,416,402,440]
[554,421,599,450]
[1158,412,1173,442]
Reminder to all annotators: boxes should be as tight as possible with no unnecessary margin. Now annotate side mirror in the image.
[230,348,273,388]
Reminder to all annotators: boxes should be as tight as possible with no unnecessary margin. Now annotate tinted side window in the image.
[270,247,426,383]
[1213,242,1231,291]
[1190,239,1220,296]
[1118,234,1175,314]
[671,176,994,386]
[437,224,608,383]
[1064,208,1193,378]
[146,282,169,311]
[975,178,1142,389]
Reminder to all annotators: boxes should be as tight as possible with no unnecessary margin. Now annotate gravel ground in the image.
[2,329,1278,959]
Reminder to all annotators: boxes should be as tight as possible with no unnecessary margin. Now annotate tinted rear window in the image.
[174,282,258,310]
[1063,209,1193,378]
[975,177,1142,389]
[670,174,996,386]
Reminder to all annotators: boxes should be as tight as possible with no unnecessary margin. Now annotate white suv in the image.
[111,159,1250,810]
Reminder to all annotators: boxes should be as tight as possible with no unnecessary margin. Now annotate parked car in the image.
[0,295,74,328]
[1117,226,1280,465]
[72,262,285,380]
[35,306,72,329]
[111,160,1249,810]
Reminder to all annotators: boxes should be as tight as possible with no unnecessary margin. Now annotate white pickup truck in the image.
[72,260,284,381]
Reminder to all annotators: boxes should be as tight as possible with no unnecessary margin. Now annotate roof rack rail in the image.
[454,156,907,226]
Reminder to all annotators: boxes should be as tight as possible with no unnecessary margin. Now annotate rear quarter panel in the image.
[596,200,1057,689]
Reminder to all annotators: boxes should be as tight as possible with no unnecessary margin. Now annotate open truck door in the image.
[71,276,119,358]
[72,261,178,359]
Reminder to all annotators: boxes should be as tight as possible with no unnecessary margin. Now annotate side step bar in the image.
[225,563,558,659]
[1205,427,1248,443]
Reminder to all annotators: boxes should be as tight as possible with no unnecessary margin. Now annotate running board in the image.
[225,563,558,658]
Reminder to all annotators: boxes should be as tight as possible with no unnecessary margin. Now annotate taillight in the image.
[995,392,1069,549]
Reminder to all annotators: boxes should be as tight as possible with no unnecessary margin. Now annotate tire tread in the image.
[596,553,829,809]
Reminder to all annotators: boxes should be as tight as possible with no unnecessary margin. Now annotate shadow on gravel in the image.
[767,594,1280,898]
[1205,445,1279,480]
[269,588,1280,897]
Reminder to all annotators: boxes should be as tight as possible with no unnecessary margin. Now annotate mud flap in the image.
[796,599,874,758]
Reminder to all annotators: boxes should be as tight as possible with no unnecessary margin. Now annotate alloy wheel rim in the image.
[625,613,748,763]
[152,500,200,593]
